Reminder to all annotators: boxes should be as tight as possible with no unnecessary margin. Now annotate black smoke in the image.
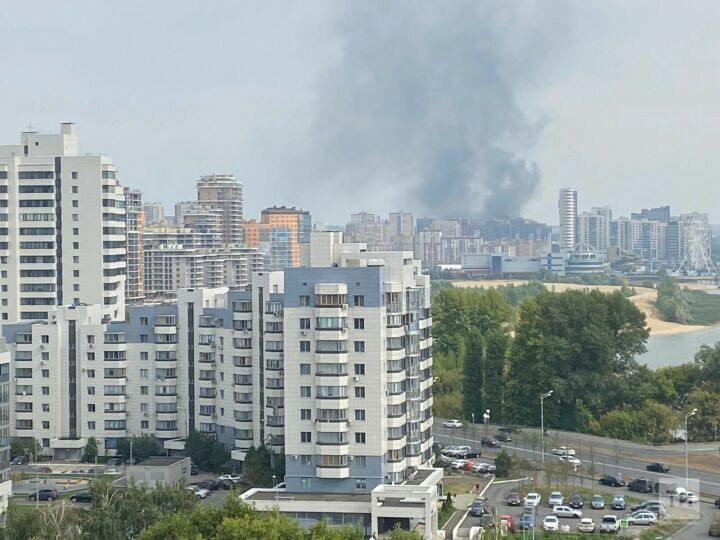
[309,1,562,219]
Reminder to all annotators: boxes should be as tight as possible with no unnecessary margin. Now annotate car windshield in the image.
[602,517,616,523]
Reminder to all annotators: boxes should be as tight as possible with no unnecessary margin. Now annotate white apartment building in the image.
[558,187,578,251]
[124,188,144,304]
[0,338,12,512]
[0,123,126,323]
[142,202,165,225]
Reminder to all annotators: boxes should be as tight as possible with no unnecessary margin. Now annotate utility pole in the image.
[685,408,697,489]
[540,390,554,469]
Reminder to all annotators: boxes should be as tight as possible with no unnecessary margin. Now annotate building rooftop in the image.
[244,490,371,503]
[130,456,188,467]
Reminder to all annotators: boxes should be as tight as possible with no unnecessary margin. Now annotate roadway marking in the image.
[435,433,720,490]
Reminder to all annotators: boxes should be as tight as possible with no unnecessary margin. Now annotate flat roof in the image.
[131,456,189,467]
[246,491,371,503]
[406,469,435,485]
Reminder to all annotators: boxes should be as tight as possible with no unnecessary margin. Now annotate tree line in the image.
[433,285,720,442]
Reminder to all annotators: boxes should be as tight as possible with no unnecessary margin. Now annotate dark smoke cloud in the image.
[309,1,564,219]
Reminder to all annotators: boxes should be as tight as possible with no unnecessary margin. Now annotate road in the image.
[435,423,720,497]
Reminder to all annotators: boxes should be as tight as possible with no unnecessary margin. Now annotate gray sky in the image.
[2,1,719,225]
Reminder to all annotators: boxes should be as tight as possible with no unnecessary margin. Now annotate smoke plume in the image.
[309,1,563,219]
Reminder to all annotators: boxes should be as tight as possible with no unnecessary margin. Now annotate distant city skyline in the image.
[3,1,719,225]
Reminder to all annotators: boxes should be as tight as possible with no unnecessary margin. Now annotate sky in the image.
[2,1,719,225]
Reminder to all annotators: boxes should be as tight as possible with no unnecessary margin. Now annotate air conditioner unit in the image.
[217,345,223,350]
[349,455,354,461]
[342,328,348,333]
[293,455,299,460]
[341,304,348,310]
[143,412,148,417]
[352,376,360,382]
[300,330,308,336]
[243,329,250,334]
[212,413,217,419]
[211,361,217,367]
[210,343,216,348]
[211,378,217,385]
[88,343,94,348]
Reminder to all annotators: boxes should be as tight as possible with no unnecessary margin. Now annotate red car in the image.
[499,514,514,532]
[462,461,476,471]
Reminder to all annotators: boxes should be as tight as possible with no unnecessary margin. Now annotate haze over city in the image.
[3,0,720,224]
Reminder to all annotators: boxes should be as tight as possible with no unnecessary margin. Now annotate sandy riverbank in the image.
[452,280,716,336]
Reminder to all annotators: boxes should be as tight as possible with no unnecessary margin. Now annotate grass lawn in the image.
[686,290,720,325]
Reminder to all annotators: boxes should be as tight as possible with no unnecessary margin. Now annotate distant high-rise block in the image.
[125,188,144,304]
[0,123,126,322]
[558,188,577,251]
[143,202,165,225]
[197,174,244,247]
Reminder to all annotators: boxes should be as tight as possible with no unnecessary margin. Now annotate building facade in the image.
[0,123,126,323]
[125,188,145,304]
[558,188,577,251]
[197,174,244,247]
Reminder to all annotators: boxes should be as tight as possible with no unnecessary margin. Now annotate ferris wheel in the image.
[676,214,717,275]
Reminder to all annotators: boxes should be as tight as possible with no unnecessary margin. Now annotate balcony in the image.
[316,466,350,479]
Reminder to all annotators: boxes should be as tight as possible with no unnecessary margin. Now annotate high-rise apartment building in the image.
[243,206,312,270]
[0,123,126,323]
[125,188,144,304]
[558,188,578,251]
[0,338,12,512]
[143,202,165,225]
[577,206,611,253]
[197,174,244,247]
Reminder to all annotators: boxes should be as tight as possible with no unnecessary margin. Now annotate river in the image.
[638,325,720,368]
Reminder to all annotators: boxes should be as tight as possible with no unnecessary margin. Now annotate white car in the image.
[443,419,463,428]
[105,468,121,475]
[684,491,699,504]
[578,517,595,532]
[599,515,619,533]
[194,488,210,499]
[552,446,576,456]
[552,505,583,518]
[548,491,564,507]
[524,493,541,507]
[450,459,468,469]
[218,474,242,483]
[471,462,491,473]
[626,511,657,526]
[542,516,560,532]
[559,455,582,467]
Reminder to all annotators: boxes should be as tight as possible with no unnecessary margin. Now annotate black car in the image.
[70,491,93,503]
[506,492,522,506]
[478,515,495,529]
[495,432,512,442]
[197,480,221,491]
[470,497,488,517]
[628,478,654,493]
[481,437,501,448]
[11,455,29,466]
[568,494,584,508]
[106,458,121,467]
[646,462,670,473]
[498,426,521,433]
[458,450,482,459]
[716,498,720,509]
[29,489,58,502]
[599,474,625,487]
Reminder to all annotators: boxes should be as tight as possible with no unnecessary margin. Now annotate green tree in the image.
[117,434,161,462]
[495,450,512,477]
[242,445,275,487]
[307,520,364,540]
[462,329,485,421]
[388,526,424,539]
[11,436,43,460]
[81,436,99,463]
[484,328,509,420]
[0,502,40,540]
[184,430,231,473]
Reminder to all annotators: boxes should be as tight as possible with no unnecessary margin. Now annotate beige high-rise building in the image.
[124,188,144,304]
[197,174,244,247]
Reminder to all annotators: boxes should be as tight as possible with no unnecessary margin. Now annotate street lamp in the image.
[685,408,697,488]
[483,409,490,436]
[540,390,554,468]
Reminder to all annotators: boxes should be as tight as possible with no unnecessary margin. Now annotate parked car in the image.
[35,466,52,474]
[480,437,501,448]
[646,462,670,473]
[125,458,140,466]
[506,492,522,506]
[461,461,476,471]
[578,517,595,533]
[495,432,512,442]
[631,500,667,516]
[498,514,514,532]
[684,491,699,503]
[626,511,657,526]
[106,468,121,475]
[11,455,29,466]
[29,489,58,502]
[599,515,619,533]
[559,455,582,468]
[471,497,488,517]
[450,459,468,469]
[599,474,625,487]
[548,491,564,507]
[612,495,626,510]
[552,446,576,456]
[70,491,93,503]
[498,426,521,433]
[552,505,583,518]
[442,419,463,428]
[197,480,221,491]
[218,474,242,484]
[194,487,210,499]
[518,514,535,530]
[463,451,482,459]
[628,478,655,493]
[477,515,495,529]
[715,498,720,509]
[524,493,541,507]
[569,494,584,509]
[591,494,606,510]
[106,457,121,467]
[542,515,560,532]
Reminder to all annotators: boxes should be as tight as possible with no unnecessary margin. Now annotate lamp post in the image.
[540,390,554,469]
[483,410,490,436]
[685,408,697,488]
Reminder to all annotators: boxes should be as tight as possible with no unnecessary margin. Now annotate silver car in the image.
[627,511,657,526]
[552,505,583,519]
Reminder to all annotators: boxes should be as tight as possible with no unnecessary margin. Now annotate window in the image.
[300,364,311,375]
[300,341,310,352]
[300,409,311,420]
[87,335,95,344]
[72,185,78,193]
[140,334,148,343]
[73,270,80,277]
[87,387,95,395]
[354,295,365,306]
[140,403,149,412]
[301,432,312,443]
[72,214,79,222]
[41,335,49,344]
[88,421,95,430]
[73,242,79,249]
[300,386,311,398]
[72,172,78,179]
[355,456,367,467]
[355,387,366,398]
[299,318,311,330]
[355,409,366,421]
[354,341,365,353]
[299,295,310,306]
[301,478,312,489]
[87,352,95,361]
[41,369,49,378]
[141,421,149,429]
[72,200,79,207]
[140,369,149,378]
[354,318,365,329]
[42,421,50,429]
[140,352,148,360]
[41,386,49,395]
[301,455,312,466]
[355,432,366,444]
[140,317,148,325]
[87,404,95,412]
[87,369,95,378]
[72,228,79,235]
[73,255,79,263]
[73,284,80,291]
[42,404,50,412]
[141,386,149,395]
[354,364,365,375]
[355,479,367,491]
